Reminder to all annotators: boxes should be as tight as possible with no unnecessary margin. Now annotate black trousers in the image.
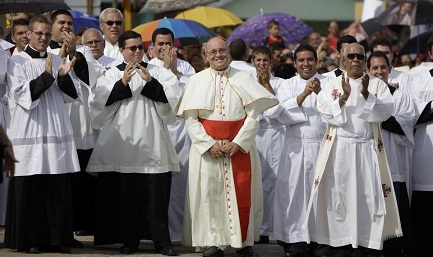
[411,190,433,257]
[4,174,74,251]
[94,171,172,248]
[71,149,95,232]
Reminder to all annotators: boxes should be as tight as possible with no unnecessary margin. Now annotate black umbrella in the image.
[361,18,406,35]
[400,31,433,54]
[375,0,433,26]
[0,0,70,14]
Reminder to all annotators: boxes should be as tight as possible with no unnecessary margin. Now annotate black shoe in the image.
[236,246,258,257]
[155,246,178,256]
[119,244,138,254]
[74,230,92,236]
[55,245,72,254]
[70,239,84,248]
[203,246,224,257]
[27,247,40,254]
[255,235,269,244]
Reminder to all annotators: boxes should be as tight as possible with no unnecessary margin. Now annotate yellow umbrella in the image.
[175,6,243,28]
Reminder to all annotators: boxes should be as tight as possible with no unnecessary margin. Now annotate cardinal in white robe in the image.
[177,36,278,257]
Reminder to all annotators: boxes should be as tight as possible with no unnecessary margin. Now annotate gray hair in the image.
[82,28,103,43]
[99,8,124,23]
[343,43,365,57]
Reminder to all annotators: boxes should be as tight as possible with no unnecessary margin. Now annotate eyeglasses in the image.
[31,30,52,38]
[103,20,123,26]
[124,44,144,52]
[206,48,228,57]
[347,53,365,60]
[85,40,103,46]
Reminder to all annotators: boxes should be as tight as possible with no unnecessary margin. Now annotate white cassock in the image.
[254,76,289,237]
[86,62,181,174]
[409,62,433,77]
[104,40,149,62]
[273,74,330,244]
[230,60,257,77]
[0,43,12,226]
[310,75,399,250]
[148,57,195,241]
[410,70,433,191]
[178,67,278,249]
[6,49,81,177]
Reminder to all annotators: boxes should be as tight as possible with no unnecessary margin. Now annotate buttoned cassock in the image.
[178,67,278,248]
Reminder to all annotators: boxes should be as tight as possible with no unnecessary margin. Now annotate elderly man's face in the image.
[83,30,105,60]
[343,43,366,79]
[205,38,230,71]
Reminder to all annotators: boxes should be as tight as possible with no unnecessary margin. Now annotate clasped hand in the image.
[209,142,240,158]
[122,62,151,86]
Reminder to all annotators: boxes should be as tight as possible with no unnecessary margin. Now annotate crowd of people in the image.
[0,6,433,257]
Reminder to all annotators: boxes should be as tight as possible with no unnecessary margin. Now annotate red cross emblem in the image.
[314,177,320,189]
[326,135,332,141]
[332,89,341,100]
[382,184,391,197]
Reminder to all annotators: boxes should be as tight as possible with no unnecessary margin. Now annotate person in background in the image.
[327,21,340,53]
[188,53,206,73]
[10,18,29,56]
[262,20,285,48]
[229,39,257,76]
[323,35,357,78]
[250,46,290,245]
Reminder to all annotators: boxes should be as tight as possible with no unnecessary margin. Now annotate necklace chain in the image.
[211,68,231,115]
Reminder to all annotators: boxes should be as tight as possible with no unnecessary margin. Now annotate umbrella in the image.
[374,0,433,27]
[400,31,433,54]
[132,18,217,47]
[139,0,219,14]
[0,0,70,14]
[175,6,243,28]
[361,18,406,36]
[227,13,313,47]
[69,10,100,32]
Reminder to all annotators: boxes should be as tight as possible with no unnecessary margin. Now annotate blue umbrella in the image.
[228,13,313,47]
[69,10,100,33]
[133,18,217,46]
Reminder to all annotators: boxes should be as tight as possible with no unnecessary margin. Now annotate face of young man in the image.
[367,56,391,82]
[27,22,52,52]
[83,29,105,60]
[153,34,173,60]
[251,52,271,70]
[52,14,74,42]
[205,38,230,71]
[12,24,29,51]
[120,37,144,64]
[294,50,317,80]
[100,12,123,45]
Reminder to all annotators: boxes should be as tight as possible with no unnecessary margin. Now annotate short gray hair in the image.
[99,8,123,23]
[82,28,103,43]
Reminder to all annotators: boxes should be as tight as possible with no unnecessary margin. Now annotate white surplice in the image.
[148,57,195,241]
[178,67,278,248]
[6,50,81,177]
[273,74,330,244]
[312,75,397,250]
[86,63,181,174]
[410,70,433,191]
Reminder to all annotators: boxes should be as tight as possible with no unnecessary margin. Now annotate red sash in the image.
[200,118,251,241]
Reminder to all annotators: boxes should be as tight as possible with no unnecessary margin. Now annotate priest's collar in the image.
[116,61,148,71]
[430,68,433,77]
[49,40,62,49]
[334,68,343,77]
[24,45,48,58]
[209,66,230,76]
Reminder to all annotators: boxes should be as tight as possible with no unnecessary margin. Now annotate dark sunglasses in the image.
[347,53,365,60]
[125,44,144,52]
[103,20,123,26]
